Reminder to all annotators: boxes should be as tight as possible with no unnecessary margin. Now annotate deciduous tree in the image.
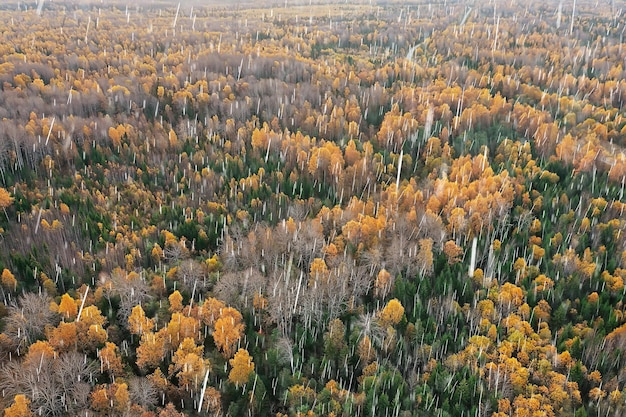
[228,348,254,386]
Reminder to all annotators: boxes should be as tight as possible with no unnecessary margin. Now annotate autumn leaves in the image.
[0,265,253,416]
[131,291,248,390]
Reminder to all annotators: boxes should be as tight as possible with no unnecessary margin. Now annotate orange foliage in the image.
[228,348,255,386]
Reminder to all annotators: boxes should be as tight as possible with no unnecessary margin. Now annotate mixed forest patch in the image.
[0,0,626,416]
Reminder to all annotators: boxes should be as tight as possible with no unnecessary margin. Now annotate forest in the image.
[0,0,626,416]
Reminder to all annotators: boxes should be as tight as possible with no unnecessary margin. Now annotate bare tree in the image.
[213,267,266,310]
[0,351,97,417]
[175,259,209,298]
[129,377,158,411]
[163,240,189,264]
[291,219,325,270]
[3,292,59,353]
[300,261,367,327]
[100,269,152,325]
[266,265,303,337]
[354,312,386,349]
[219,226,260,272]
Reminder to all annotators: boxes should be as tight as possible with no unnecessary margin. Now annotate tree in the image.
[23,341,56,367]
[0,351,96,416]
[379,299,405,327]
[324,318,348,357]
[47,321,77,352]
[168,129,178,148]
[58,293,78,320]
[166,312,201,348]
[90,386,110,413]
[128,377,158,411]
[228,348,255,386]
[443,240,464,264]
[213,307,245,357]
[99,342,124,379]
[113,383,131,415]
[199,297,226,327]
[101,268,152,324]
[137,330,168,371]
[416,238,434,276]
[91,382,130,416]
[168,337,209,391]
[76,305,108,351]
[3,292,58,350]
[3,394,34,417]
[374,268,394,299]
[168,290,183,313]
[0,187,14,219]
[358,335,376,366]
[158,403,185,417]
[1,268,17,291]
[128,305,155,336]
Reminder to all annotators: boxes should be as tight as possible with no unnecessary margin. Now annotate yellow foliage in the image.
[99,342,124,377]
[199,297,226,327]
[86,324,108,347]
[529,218,541,234]
[206,254,220,272]
[374,268,393,298]
[589,387,606,401]
[90,387,109,412]
[531,244,545,261]
[477,299,496,320]
[378,298,405,327]
[443,240,463,264]
[137,330,167,371]
[47,321,77,352]
[1,268,17,291]
[128,304,155,335]
[4,394,34,417]
[609,389,622,405]
[24,341,55,367]
[213,307,245,357]
[0,187,14,210]
[288,384,316,407]
[309,257,329,284]
[252,291,267,310]
[58,293,78,320]
[169,290,183,313]
[228,348,255,386]
[169,337,209,391]
[168,129,178,148]
[113,383,130,414]
[357,335,376,366]
[167,312,201,347]
[588,370,602,385]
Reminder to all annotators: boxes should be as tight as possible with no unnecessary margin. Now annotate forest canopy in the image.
[0,0,626,416]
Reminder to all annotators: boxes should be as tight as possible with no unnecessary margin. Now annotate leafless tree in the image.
[266,265,303,337]
[3,292,59,353]
[354,312,386,349]
[219,226,260,272]
[129,377,158,410]
[291,219,325,270]
[417,209,447,246]
[213,267,266,310]
[300,262,367,328]
[175,259,209,298]
[360,247,384,276]
[163,240,189,264]
[0,351,97,417]
[101,269,152,325]
[384,234,415,277]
